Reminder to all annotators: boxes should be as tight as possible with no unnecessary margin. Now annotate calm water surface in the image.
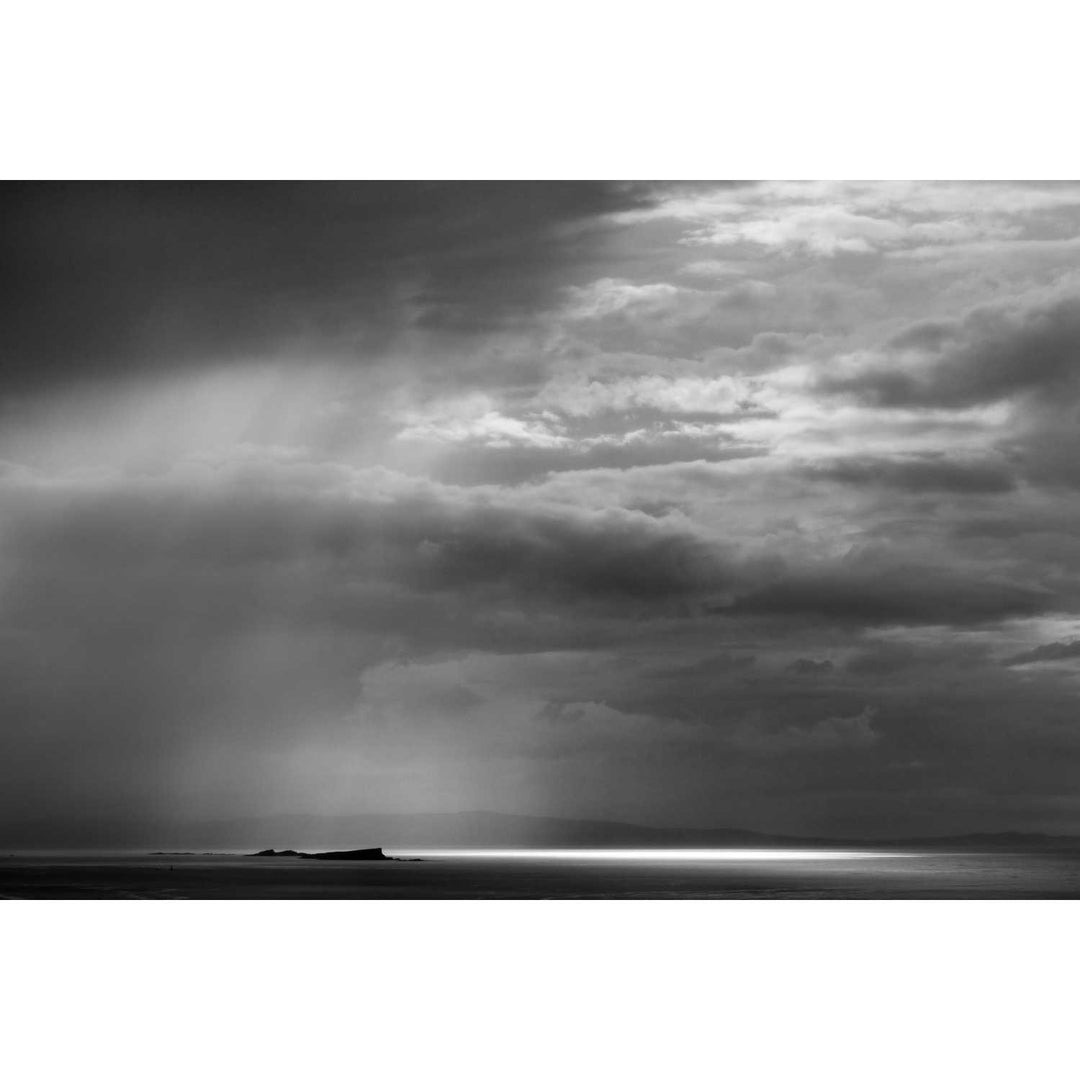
[3,849,1080,899]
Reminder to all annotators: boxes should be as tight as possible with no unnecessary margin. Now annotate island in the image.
[246,847,395,860]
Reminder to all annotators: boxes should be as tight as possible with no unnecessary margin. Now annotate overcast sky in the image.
[4,180,1080,840]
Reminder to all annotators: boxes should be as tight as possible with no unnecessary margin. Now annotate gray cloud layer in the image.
[4,180,1080,842]
[820,294,1080,409]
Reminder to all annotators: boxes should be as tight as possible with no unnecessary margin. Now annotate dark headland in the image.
[247,847,397,861]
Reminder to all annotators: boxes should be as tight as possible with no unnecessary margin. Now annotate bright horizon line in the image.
[395,849,917,861]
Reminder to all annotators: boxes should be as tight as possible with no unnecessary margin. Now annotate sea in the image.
[3,848,1080,899]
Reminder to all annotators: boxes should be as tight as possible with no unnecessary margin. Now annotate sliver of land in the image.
[247,847,400,861]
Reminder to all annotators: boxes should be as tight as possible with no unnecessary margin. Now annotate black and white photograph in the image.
[5,178,1080,900]
[3,5,1077,1077]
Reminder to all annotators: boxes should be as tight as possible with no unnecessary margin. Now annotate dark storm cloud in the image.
[569,628,1080,836]
[786,658,835,676]
[799,452,1017,494]
[818,293,1080,409]
[0,456,756,833]
[731,563,1051,625]
[0,463,737,608]
[10,434,1069,835]
[645,652,758,678]
[1003,639,1080,665]
[0,181,666,390]
[843,639,988,677]
[8,457,1051,644]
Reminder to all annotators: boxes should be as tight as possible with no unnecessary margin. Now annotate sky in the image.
[3,180,1080,840]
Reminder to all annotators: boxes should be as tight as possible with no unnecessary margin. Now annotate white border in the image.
[3,4,1076,1077]
[2,901,1075,1079]
[3,1,1078,178]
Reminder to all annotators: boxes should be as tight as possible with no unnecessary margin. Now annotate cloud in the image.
[799,452,1017,494]
[639,180,1072,258]
[0,459,742,613]
[732,561,1051,625]
[843,639,988,678]
[8,182,1080,841]
[1003,639,1080,666]
[817,294,1080,409]
[0,454,746,829]
[558,275,779,355]
[730,707,880,753]
[0,181,666,392]
[535,372,762,419]
[688,206,912,255]
[414,434,764,487]
[786,658,835,676]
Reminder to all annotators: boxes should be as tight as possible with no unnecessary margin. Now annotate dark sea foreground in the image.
[3,849,1080,899]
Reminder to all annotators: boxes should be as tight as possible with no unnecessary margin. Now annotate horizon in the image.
[4,807,1080,855]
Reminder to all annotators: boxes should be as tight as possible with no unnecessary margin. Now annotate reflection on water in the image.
[401,848,915,861]
[3,848,1080,898]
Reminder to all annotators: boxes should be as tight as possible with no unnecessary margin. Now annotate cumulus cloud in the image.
[688,206,913,255]
[536,372,761,419]
[558,275,779,355]
[639,180,1071,258]
[818,294,1080,409]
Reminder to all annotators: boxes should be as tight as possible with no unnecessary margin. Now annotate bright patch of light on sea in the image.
[395,849,916,861]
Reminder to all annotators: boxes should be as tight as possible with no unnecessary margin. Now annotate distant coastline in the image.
[7,811,1080,856]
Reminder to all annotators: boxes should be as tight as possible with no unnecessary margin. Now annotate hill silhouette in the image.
[247,847,392,861]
